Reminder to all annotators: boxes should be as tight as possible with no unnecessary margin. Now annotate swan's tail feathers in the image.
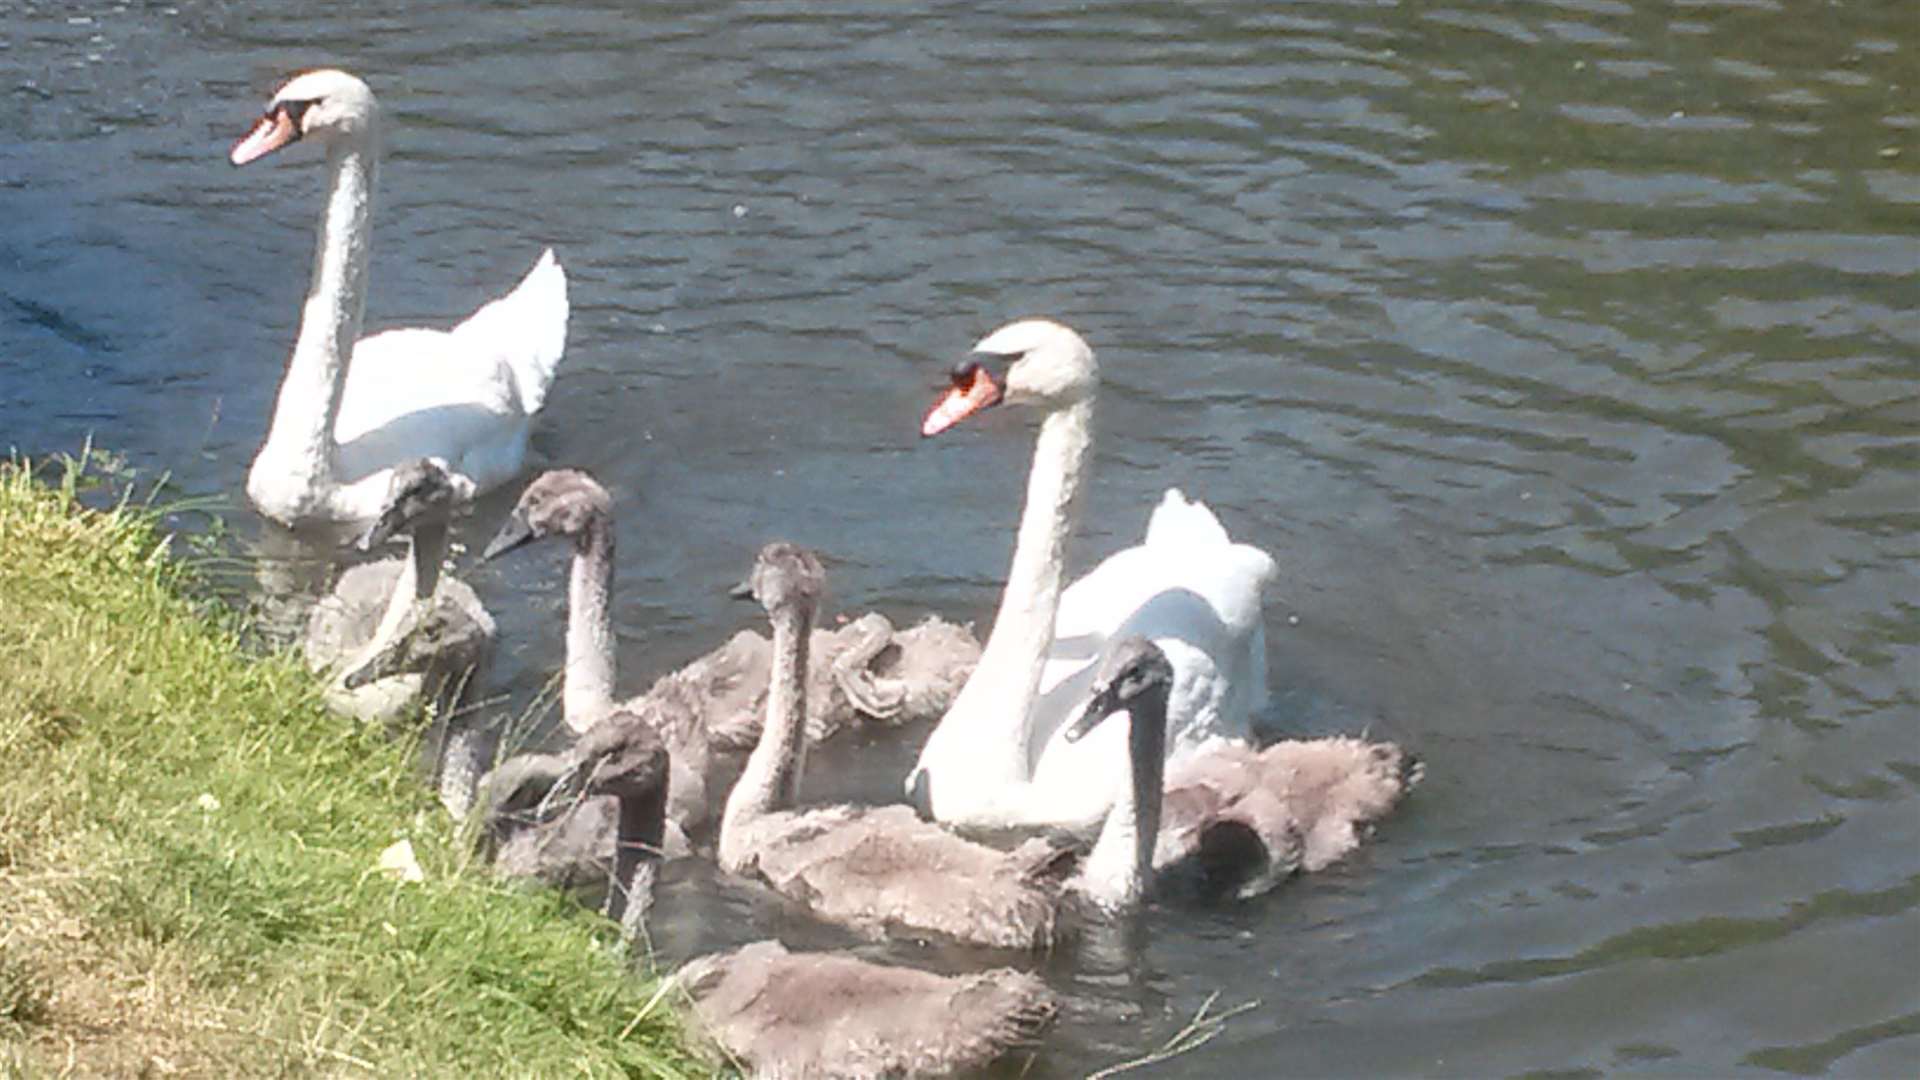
[1148,488,1281,597]
[1145,488,1233,550]
[454,248,570,415]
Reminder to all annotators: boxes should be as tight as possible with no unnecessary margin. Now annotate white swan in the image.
[229,69,568,527]
[905,318,1278,832]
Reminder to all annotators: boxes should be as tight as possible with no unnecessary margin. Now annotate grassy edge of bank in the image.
[0,458,707,1076]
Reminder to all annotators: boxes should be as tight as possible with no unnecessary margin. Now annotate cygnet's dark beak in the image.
[340,655,383,690]
[1064,676,1126,743]
[340,638,405,689]
[905,766,934,820]
[544,755,595,809]
[727,575,754,602]
[482,513,535,561]
[355,502,409,553]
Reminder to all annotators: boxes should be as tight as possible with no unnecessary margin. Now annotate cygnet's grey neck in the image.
[345,512,450,680]
[718,597,813,873]
[605,780,667,936]
[410,520,448,600]
[563,518,617,732]
[1077,684,1167,912]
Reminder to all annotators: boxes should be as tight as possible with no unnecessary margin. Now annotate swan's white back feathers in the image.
[1143,487,1231,549]
[328,251,568,500]
[912,481,1279,831]
[1046,487,1274,706]
[992,490,1277,830]
[448,247,568,414]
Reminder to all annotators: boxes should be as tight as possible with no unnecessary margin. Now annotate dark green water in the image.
[3,1,1916,1074]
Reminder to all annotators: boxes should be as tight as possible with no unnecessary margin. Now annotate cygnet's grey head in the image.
[730,542,826,617]
[482,469,612,560]
[572,713,670,801]
[1064,636,1174,743]
[356,458,473,551]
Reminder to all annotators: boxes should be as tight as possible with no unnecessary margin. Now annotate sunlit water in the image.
[4,1,1917,1074]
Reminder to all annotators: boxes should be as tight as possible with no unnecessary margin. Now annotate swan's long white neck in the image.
[718,597,811,874]
[250,131,378,523]
[946,396,1094,784]
[562,519,618,733]
[1076,688,1167,912]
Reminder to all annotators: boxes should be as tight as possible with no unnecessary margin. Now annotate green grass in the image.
[0,456,706,1077]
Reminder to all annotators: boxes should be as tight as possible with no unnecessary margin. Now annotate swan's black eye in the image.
[277,98,315,130]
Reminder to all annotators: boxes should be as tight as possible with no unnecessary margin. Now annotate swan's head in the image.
[355,458,474,551]
[921,318,1097,437]
[231,68,378,166]
[482,469,612,560]
[571,713,671,803]
[1064,636,1174,743]
[731,542,826,618]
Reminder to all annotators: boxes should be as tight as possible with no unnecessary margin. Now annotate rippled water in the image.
[5,1,1918,1074]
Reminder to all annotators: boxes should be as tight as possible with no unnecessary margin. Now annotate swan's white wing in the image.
[331,327,529,489]
[1142,487,1234,549]
[1025,490,1277,788]
[446,248,568,414]
[911,488,1277,832]
[329,251,569,496]
[1039,490,1274,699]
[1047,490,1272,657]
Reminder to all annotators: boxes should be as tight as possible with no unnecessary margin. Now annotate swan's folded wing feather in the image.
[1048,490,1275,665]
[1021,491,1278,783]
[328,252,566,492]
[446,248,568,414]
[332,328,519,439]
[330,328,533,489]
[1143,487,1233,549]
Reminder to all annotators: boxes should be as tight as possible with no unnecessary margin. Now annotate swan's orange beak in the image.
[921,364,1002,437]
[230,107,299,166]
